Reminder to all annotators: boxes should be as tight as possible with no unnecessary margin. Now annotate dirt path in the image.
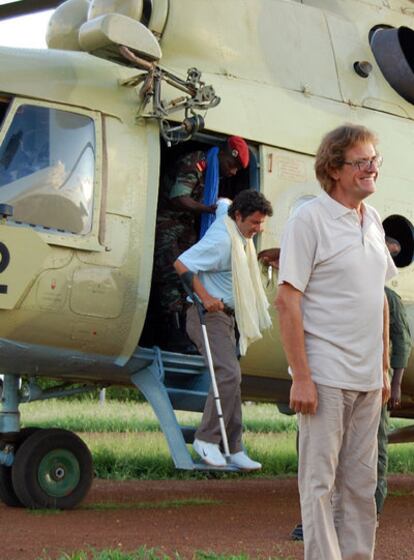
[0,475,413,560]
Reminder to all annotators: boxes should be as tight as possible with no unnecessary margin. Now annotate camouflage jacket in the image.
[385,286,412,369]
[157,150,207,223]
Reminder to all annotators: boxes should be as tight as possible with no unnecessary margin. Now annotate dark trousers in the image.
[186,305,242,453]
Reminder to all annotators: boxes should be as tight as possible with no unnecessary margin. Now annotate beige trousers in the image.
[186,305,242,453]
[298,384,382,560]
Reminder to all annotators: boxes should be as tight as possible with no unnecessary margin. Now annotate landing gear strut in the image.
[0,375,94,509]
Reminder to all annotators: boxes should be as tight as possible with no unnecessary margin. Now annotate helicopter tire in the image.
[0,427,41,507]
[12,428,93,510]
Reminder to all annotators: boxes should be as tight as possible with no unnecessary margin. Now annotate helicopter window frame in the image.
[0,97,104,252]
[382,214,414,268]
[0,96,12,132]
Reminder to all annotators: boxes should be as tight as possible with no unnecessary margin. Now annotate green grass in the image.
[28,499,219,516]
[37,547,293,559]
[81,498,221,511]
[18,400,414,478]
[388,443,414,473]
[79,430,298,480]
[20,399,412,435]
[387,489,414,497]
[20,401,297,434]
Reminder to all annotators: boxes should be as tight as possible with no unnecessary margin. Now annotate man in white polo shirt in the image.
[275,124,397,560]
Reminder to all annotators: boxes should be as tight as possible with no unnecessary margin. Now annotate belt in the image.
[222,304,235,317]
[187,302,235,317]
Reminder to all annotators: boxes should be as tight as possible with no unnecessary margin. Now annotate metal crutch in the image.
[180,273,231,462]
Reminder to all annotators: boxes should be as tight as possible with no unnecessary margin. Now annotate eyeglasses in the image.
[341,155,383,171]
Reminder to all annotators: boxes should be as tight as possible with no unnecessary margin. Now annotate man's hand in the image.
[388,367,405,410]
[202,295,224,313]
[388,384,401,410]
[206,204,218,214]
[276,284,315,414]
[289,378,318,415]
[174,259,223,313]
[382,370,391,406]
[258,248,280,269]
[171,197,217,214]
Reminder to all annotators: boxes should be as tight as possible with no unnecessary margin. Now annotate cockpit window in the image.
[0,105,95,235]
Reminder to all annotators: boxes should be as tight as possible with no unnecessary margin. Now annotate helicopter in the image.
[0,0,412,510]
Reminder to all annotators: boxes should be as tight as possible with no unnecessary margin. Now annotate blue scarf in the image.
[199,146,219,238]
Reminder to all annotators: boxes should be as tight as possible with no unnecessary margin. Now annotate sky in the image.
[0,9,52,48]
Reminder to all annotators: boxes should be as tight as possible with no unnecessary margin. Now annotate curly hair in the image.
[228,189,273,220]
[315,124,378,193]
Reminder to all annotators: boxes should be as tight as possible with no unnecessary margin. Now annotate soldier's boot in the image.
[162,312,198,355]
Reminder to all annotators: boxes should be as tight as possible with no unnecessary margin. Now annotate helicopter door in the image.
[258,145,320,253]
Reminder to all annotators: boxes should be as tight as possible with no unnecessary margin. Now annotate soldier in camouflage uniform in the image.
[376,237,412,519]
[154,136,249,353]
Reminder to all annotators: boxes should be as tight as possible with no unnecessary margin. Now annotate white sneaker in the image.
[193,439,226,467]
[230,451,262,471]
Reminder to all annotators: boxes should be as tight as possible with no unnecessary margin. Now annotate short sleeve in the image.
[385,248,398,282]
[370,206,398,282]
[169,171,198,199]
[169,152,204,200]
[179,220,230,273]
[278,216,317,293]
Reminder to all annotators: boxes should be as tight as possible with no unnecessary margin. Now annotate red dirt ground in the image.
[0,475,413,560]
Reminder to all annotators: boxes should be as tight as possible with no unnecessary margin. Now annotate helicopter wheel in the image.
[12,428,93,509]
[0,427,41,507]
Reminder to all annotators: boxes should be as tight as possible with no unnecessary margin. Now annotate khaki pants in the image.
[186,305,242,453]
[299,384,382,560]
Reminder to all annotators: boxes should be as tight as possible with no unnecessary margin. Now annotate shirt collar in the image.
[319,190,364,220]
[233,220,248,246]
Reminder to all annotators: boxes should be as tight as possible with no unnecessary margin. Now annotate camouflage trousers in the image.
[153,217,197,314]
[375,404,389,515]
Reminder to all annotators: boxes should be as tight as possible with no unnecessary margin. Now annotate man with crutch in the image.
[174,190,273,469]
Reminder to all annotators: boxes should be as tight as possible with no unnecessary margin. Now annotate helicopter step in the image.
[135,347,210,411]
[0,347,238,510]
[131,347,239,472]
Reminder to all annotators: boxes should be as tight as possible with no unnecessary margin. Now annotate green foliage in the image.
[105,387,145,402]
[25,378,145,403]
[37,547,293,559]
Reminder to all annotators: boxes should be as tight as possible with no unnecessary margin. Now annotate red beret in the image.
[227,136,249,168]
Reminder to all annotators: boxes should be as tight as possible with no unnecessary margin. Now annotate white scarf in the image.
[224,216,272,355]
